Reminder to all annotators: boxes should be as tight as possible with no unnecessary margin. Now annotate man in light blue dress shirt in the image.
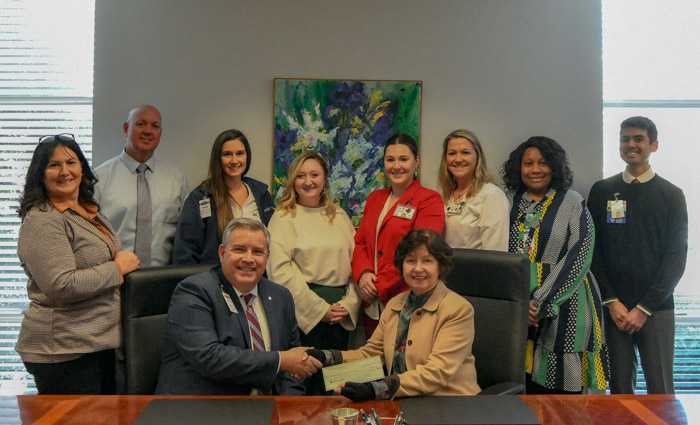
[95,105,188,266]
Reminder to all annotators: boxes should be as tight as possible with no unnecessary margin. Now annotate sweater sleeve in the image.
[639,188,688,312]
[334,212,361,330]
[266,212,329,334]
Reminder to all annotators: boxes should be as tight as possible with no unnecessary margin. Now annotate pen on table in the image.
[371,408,381,425]
[360,409,374,425]
[393,411,403,425]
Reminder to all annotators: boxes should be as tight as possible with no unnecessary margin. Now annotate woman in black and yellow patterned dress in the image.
[501,136,609,394]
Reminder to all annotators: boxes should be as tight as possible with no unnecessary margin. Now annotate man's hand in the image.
[607,301,629,330]
[279,346,322,378]
[620,307,648,334]
[322,304,349,324]
[358,272,378,303]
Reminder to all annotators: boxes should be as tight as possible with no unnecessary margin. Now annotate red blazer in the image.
[352,180,445,305]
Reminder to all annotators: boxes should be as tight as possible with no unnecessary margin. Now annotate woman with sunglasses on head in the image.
[439,129,509,250]
[16,134,140,394]
[173,129,275,265]
[353,134,445,338]
[266,152,360,394]
[501,136,608,394]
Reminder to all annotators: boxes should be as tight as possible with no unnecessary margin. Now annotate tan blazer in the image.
[342,281,480,396]
[15,204,123,363]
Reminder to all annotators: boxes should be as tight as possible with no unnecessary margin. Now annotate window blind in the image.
[0,0,95,394]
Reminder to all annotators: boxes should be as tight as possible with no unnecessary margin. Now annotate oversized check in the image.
[321,356,385,392]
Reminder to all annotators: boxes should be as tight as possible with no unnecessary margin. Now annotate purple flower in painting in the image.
[274,125,298,165]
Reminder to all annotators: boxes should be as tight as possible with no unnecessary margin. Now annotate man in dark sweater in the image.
[588,116,687,394]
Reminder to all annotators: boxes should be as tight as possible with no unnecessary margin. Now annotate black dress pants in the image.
[24,349,116,395]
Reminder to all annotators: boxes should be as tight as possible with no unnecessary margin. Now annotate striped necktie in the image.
[135,163,152,266]
[242,294,266,351]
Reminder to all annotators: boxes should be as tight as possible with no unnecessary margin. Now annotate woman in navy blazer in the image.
[352,134,445,337]
[173,129,275,265]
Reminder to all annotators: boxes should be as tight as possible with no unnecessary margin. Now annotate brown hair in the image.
[394,228,453,278]
[201,129,252,239]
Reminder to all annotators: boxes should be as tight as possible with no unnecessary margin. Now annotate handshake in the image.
[278,346,324,379]
[281,348,399,402]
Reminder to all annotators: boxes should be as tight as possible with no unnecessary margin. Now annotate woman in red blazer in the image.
[353,134,445,337]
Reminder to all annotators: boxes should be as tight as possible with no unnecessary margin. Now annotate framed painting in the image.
[273,78,422,225]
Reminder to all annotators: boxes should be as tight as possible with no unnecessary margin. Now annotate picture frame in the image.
[272,78,422,225]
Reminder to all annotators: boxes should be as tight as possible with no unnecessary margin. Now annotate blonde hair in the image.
[276,152,337,223]
[438,129,494,204]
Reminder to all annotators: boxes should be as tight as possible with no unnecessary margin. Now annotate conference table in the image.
[2,394,698,424]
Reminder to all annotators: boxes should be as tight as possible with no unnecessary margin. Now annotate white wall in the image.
[93,0,603,196]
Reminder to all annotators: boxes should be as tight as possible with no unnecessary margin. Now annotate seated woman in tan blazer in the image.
[16,134,140,394]
[308,228,480,400]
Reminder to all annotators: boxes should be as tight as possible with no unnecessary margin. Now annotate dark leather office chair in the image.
[444,248,530,395]
[119,264,212,395]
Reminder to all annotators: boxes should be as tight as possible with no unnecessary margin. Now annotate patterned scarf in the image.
[392,288,435,375]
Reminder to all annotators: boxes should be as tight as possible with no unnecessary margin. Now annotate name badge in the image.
[606,200,626,224]
[199,198,212,219]
[221,290,238,313]
[393,204,416,220]
[446,202,465,217]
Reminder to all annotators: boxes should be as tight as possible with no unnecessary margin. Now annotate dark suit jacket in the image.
[155,267,304,395]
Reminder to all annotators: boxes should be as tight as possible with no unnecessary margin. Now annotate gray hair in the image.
[221,217,270,249]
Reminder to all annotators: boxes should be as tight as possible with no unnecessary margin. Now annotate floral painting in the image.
[273,78,422,225]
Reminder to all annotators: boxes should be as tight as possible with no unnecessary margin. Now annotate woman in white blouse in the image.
[266,152,360,393]
[438,129,509,251]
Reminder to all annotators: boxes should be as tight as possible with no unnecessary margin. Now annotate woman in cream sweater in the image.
[266,152,360,393]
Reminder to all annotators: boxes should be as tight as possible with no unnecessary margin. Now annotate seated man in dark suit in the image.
[156,218,321,395]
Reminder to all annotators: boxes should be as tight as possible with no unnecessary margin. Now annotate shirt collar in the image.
[119,149,156,173]
[623,166,655,184]
[230,281,260,301]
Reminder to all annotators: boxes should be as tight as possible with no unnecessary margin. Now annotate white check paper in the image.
[322,356,385,391]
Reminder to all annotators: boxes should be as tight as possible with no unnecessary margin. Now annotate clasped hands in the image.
[279,346,323,379]
[608,301,648,334]
[323,303,349,324]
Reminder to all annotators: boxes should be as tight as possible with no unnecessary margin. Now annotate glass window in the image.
[603,0,700,393]
[0,0,95,394]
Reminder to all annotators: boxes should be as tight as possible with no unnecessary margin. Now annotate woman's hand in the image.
[528,301,541,327]
[357,272,378,303]
[322,303,349,324]
[114,251,140,276]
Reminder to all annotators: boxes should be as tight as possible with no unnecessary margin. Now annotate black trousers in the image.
[24,349,116,395]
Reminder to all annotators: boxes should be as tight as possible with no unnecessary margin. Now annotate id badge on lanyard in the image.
[606,193,626,224]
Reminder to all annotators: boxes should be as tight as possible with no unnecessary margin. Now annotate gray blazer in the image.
[16,204,123,363]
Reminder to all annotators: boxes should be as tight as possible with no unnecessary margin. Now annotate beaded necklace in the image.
[516,191,556,288]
